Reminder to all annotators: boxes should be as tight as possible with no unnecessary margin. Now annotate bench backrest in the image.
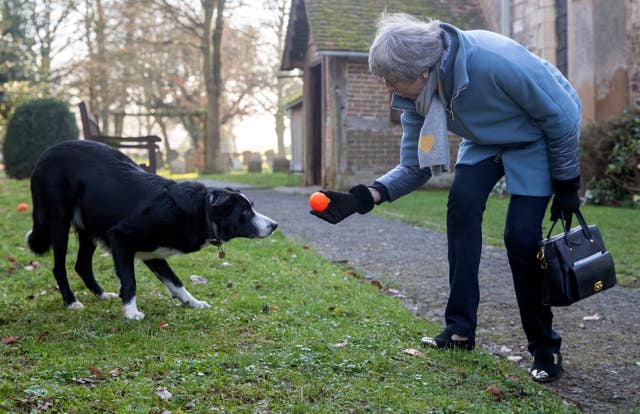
[78,101,102,140]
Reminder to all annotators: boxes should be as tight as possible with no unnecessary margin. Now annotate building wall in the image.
[569,0,630,122]
[338,59,403,189]
[627,0,640,108]
[289,104,304,173]
[501,0,639,122]
[511,0,557,63]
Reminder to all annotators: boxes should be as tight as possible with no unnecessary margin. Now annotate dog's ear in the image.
[208,190,234,217]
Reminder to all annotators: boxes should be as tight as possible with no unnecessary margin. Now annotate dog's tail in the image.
[26,187,51,255]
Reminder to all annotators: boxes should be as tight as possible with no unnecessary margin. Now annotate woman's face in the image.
[383,72,428,100]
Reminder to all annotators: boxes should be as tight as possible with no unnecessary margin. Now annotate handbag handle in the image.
[545,209,593,242]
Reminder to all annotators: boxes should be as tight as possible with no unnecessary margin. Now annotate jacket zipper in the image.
[448,85,479,142]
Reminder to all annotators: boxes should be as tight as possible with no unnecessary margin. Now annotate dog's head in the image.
[206,188,277,243]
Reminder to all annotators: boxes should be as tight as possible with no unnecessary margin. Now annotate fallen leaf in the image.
[261,305,270,313]
[385,288,406,298]
[1,336,19,345]
[485,384,505,401]
[507,356,523,362]
[37,398,53,411]
[110,368,121,377]
[158,320,169,330]
[303,245,311,250]
[7,254,16,263]
[23,265,34,271]
[29,261,42,268]
[155,386,172,401]
[189,275,208,284]
[402,348,426,358]
[89,366,105,379]
[583,313,601,321]
[499,345,512,354]
[334,339,348,347]
[72,377,96,385]
[371,280,382,289]
[270,304,279,311]
[220,298,229,305]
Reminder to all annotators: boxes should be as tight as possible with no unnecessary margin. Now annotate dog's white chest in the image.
[136,247,183,260]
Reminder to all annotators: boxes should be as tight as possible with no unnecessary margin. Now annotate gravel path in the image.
[204,181,640,413]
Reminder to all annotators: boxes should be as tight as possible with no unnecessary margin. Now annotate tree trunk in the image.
[202,0,225,173]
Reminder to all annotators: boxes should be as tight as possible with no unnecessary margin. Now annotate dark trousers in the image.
[445,155,561,356]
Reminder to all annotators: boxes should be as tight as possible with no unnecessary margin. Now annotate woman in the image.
[311,13,581,383]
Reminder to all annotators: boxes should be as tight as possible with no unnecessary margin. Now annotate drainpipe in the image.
[500,0,511,37]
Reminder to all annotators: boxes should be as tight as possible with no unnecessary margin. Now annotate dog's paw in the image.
[67,301,85,310]
[123,308,145,320]
[122,300,145,320]
[188,299,211,309]
[99,292,119,300]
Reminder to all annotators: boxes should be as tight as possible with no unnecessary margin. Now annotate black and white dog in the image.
[27,140,277,319]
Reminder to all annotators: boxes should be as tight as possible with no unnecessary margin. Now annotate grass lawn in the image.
[0,176,578,412]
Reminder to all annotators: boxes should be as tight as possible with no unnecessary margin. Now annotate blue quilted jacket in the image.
[375,23,582,200]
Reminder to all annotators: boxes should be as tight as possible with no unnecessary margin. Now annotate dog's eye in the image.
[243,210,251,216]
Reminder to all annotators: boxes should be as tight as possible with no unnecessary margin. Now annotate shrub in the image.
[581,110,640,208]
[2,98,79,179]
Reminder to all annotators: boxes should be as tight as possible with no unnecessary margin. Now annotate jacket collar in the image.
[440,23,469,95]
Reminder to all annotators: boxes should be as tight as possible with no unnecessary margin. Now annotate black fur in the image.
[28,140,277,319]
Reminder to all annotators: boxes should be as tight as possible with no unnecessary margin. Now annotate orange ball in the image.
[309,192,330,212]
[17,203,28,212]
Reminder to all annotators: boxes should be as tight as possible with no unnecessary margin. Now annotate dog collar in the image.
[205,198,225,259]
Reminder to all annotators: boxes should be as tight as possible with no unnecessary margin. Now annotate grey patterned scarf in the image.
[413,66,449,176]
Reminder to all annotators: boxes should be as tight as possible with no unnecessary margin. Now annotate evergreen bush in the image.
[2,98,79,179]
[581,110,640,207]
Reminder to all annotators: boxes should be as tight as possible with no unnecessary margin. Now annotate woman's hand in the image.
[310,184,375,224]
[550,177,581,222]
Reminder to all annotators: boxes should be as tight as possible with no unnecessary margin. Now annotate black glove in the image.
[310,184,374,224]
[550,177,581,224]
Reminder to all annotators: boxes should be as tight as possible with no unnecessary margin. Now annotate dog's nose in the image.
[270,221,278,232]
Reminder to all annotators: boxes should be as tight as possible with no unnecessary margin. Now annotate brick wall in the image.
[338,60,402,188]
[345,61,390,119]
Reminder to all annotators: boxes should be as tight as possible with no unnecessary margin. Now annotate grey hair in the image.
[369,13,444,83]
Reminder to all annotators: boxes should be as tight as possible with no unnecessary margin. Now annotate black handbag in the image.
[537,210,616,306]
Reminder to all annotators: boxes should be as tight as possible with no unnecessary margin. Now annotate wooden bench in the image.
[78,101,161,173]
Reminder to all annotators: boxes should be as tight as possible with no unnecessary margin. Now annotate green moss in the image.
[305,0,486,53]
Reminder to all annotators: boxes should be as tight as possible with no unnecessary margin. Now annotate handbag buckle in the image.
[594,280,603,292]
[536,248,547,269]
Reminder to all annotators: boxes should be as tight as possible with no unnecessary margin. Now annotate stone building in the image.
[480,0,640,124]
[282,0,640,189]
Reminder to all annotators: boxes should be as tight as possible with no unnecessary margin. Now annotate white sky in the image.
[230,1,285,154]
